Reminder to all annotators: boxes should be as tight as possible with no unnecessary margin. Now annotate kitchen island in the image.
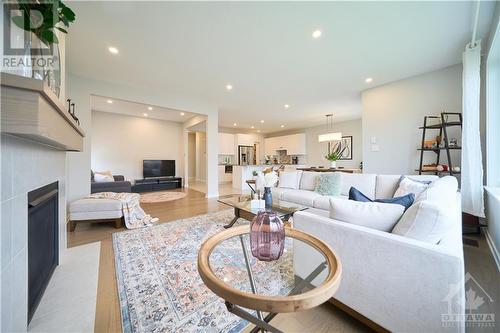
[232,165,307,191]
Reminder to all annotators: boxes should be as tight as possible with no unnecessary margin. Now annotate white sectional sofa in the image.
[273,172,465,333]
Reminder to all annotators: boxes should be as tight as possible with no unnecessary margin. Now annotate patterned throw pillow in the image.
[314,173,342,196]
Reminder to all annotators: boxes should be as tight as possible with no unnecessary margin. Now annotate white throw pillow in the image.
[329,198,405,232]
[278,171,302,189]
[393,176,431,198]
[415,176,458,205]
[392,200,453,244]
[299,171,319,191]
[94,171,114,183]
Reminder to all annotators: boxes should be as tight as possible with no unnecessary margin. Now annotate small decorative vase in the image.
[330,160,337,169]
[250,211,285,261]
[263,187,273,208]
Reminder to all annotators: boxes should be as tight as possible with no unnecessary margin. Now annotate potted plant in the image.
[325,151,340,169]
[10,0,76,94]
[252,170,259,180]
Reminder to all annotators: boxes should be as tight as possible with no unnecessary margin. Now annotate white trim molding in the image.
[484,227,500,273]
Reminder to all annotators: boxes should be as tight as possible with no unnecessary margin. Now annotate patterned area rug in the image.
[113,210,293,333]
[140,191,187,203]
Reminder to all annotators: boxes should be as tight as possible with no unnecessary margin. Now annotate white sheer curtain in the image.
[461,42,485,217]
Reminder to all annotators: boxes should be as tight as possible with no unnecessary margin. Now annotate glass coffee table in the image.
[218,195,308,228]
[198,225,342,333]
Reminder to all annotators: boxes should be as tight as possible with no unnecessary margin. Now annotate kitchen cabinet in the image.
[218,132,235,155]
[264,133,306,155]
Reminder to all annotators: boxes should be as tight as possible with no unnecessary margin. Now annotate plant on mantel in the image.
[12,0,76,45]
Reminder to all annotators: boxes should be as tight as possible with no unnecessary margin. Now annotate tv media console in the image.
[132,177,182,193]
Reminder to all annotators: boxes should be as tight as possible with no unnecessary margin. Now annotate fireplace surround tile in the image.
[1,134,67,332]
[1,198,13,271]
[12,195,28,258]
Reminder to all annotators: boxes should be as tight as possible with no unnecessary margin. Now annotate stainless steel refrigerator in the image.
[238,145,256,165]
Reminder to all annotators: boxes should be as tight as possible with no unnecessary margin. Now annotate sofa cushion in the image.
[94,171,114,182]
[70,198,122,212]
[300,171,319,191]
[392,200,453,244]
[339,173,377,199]
[415,176,458,205]
[314,173,342,196]
[375,175,439,199]
[278,171,302,189]
[393,176,432,197]
[271,187,292,200]
[313,194,348,210]
[329,197,405,232]
[281,189,322,207]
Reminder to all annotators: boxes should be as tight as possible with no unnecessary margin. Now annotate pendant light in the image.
[318,114,342,142]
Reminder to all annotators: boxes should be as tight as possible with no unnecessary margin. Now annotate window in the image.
[486,20,500,187]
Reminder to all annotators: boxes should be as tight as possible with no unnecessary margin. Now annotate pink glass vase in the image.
[250,211,285,261]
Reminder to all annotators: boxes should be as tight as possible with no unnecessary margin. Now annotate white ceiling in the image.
[91,95,198,122]
[68,1,495,133]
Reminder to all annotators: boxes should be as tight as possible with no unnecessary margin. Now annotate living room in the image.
[1,1,499,333]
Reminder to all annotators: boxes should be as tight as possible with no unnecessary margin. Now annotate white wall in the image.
[195,132,207,181]
[361,65,462,175]
[66,74,219,202]
[91,111,183,180]
[187,133,196,180]
[303,120,362,169]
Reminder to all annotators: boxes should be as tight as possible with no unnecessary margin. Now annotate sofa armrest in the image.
[293,211,465,333]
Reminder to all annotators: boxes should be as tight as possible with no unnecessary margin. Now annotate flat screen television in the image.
[143,160,175,178]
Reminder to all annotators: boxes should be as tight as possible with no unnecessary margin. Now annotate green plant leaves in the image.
[11,0,76,45]
[40,29,58,45]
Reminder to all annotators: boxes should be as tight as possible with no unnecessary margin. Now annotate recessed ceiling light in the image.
[107,99,113,104]
[284,104,290,109]
[312,30,322,39]
[148,106,153,111]
[108,46,119,54]
[281,125,285,128]
[180,112,185,116]
[143,113,148,117]
[251,126,255,129]
[365,77,373,83]
[233,123,237,126]
[260,120,264,123]
[226,84,233,91]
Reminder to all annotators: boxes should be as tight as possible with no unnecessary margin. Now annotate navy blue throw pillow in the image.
[348,186,415,211]
[348,187,372,202]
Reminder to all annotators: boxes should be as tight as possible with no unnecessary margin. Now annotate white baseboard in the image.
[483,227,500,273]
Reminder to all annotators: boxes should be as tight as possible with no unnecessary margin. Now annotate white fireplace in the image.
[1,134,67,332]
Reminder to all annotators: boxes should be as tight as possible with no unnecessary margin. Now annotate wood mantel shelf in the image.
[1,72,85,151]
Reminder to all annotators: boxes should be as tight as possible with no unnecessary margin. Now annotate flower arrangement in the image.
[258,171,278,188]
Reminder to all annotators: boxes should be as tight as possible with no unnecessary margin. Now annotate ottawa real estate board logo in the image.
[2,1,60,72]
[442,272,495,329]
